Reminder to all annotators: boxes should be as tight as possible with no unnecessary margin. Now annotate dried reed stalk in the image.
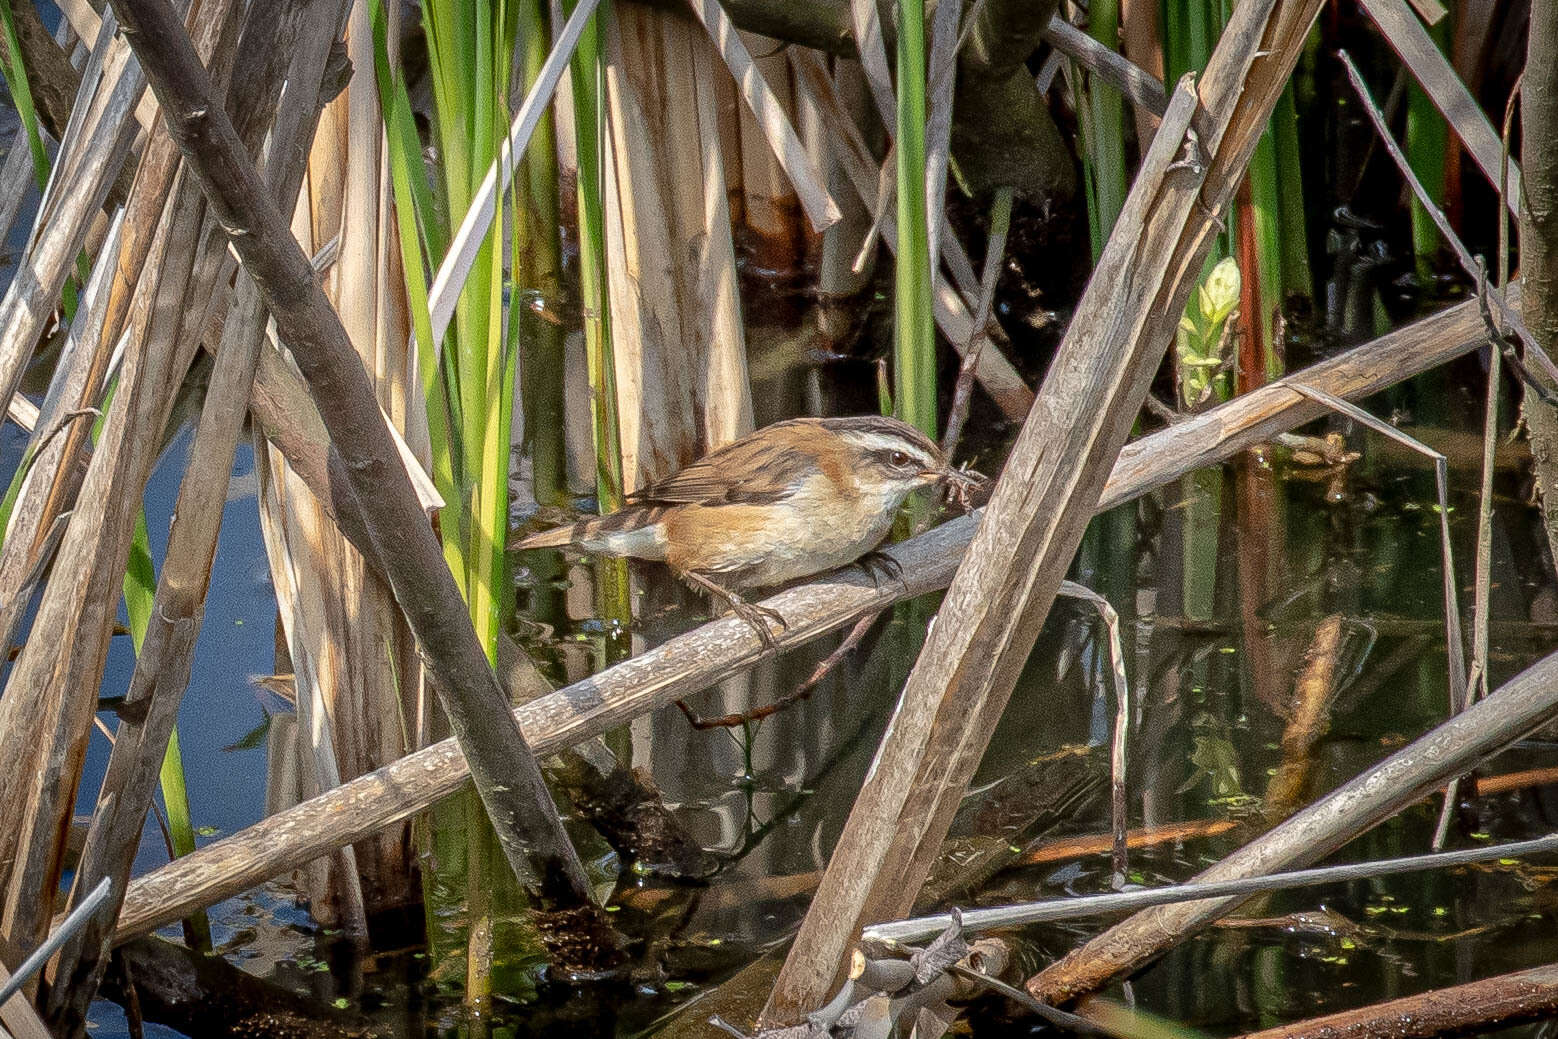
[111,287,1501,941]
[249,0,417,926]
[0,0,256,956]
[764,0,1328,1016]
[106,0,596,909]
[43,14,347,1029]
[602,4,752,486]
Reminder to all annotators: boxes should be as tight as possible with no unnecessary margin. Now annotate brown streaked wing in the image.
[626,425,815,507]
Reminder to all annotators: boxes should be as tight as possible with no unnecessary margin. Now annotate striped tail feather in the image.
[513,505,671,559]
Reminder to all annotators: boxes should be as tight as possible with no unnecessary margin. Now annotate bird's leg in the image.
[678,569,787,649]
[856,550,906,589]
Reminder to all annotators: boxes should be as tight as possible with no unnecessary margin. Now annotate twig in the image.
[1467,82,1523,717]
[942,185,1014,460]
[0,877,111,1007]
[675,608,884,729]
[1057,581,1132,887]
[1027,643,1558,1004]
[1339,49,1558,397]
[1300,384,1468,849]
[868,830,1558,943]
[1042,16,1168,117]
[1288,385,1467,714]
[945,964,1111,1035]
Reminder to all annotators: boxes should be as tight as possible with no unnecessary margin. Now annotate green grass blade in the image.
[0,0,48,192]
[124,511,212,950]
[894,0,936,440]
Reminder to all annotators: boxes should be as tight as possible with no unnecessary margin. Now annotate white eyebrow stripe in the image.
[841,431,940,467]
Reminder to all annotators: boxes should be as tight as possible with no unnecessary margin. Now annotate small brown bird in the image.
[515,415,980,645]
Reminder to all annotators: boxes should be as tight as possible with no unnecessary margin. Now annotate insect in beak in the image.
[937,466,986,511]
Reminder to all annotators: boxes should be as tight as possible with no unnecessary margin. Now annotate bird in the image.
[514,415,982,646]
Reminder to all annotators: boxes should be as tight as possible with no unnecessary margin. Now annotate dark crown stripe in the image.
[818,415,941,459]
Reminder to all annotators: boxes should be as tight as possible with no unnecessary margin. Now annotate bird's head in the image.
[825,416,983,508]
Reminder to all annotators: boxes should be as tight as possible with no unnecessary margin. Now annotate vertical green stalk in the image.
[123,512,212,951]
[518,1,567,512]
[514,0,570,630]
[1271,84,1312,303]
[379,0,583,986]
[565,0,631,661]
[1406,14,1451,286]
[567,0,623,512]
[1079,0,1127,259]
[894,0,935,440]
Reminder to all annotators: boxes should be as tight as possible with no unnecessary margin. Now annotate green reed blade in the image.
[894,0,936,440]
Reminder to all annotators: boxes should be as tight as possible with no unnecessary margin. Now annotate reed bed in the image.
[0,0,1551,1036]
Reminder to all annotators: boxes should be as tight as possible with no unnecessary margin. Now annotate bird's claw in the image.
[732,597,786,650]
[858,550,906,590]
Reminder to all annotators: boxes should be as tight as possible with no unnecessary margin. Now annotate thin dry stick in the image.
[107,0,596,908]
[1339,50,1558,392]
[942,184,1014,460]
[873,829,1558,942]
[1056,581,1132,888]
[1336,50,1497,850]
[1356,0,1520,212]
[1028,648,1558,1003]
[1290,384,1466,698]
[674,608,882,730]
[1469,77,1525,710]
[1042,17,1168,118]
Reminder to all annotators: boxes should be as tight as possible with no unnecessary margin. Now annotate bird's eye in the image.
[890,451,910,467]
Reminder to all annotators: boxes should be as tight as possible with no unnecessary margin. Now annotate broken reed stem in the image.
[106,0,596,910]
[110,286,1502,944]
[1026,653,1558,1004]
[44,8,350,1031]
[765,0,1329,1015]
[1235,960,1558,1039]
[941,184,1013,461]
